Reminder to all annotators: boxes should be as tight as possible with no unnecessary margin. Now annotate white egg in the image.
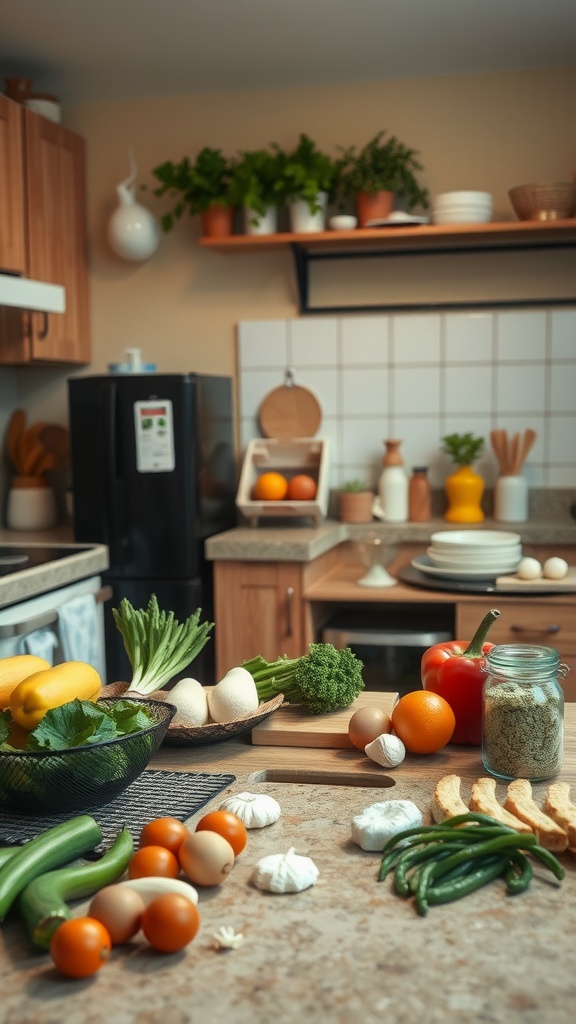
[542,557,569,580]
[517,557,542,580]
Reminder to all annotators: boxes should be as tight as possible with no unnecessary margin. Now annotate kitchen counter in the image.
[1,706,575,1024]
[0,527,109,608]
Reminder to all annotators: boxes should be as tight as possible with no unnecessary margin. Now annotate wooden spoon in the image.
[490,429,507,474]
[508,432,520,476]
[519,428,537,470]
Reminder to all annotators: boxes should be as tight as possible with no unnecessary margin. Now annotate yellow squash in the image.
[0,655,51,709]
[9,661,103,730]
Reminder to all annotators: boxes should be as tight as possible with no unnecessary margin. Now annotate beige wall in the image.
[13,65,576,427]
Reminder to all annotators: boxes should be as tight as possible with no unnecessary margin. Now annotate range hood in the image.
[0,273,65,313]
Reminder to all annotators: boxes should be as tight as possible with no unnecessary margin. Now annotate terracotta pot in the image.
[338,491,374,524]
[356,190,394,227]
[200,204,234,238]
[444,466,485,523]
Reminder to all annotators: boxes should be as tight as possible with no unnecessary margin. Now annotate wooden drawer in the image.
[457,600,576,700]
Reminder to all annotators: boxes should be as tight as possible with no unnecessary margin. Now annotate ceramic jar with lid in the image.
[482,644,568,781]
[408,467,431,522]
[378,440,408,523]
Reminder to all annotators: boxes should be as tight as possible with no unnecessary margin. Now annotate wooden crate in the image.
[236,438,329,527]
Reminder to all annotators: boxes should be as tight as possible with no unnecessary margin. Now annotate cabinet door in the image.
[213,561,304,678]
[0,95,26,273]
[24,110,90,362]
[457,599,576,700]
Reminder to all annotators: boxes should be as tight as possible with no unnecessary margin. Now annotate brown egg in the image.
[348,706,392,750]
[88,884,146,944]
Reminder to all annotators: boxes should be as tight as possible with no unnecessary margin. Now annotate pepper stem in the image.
[462,609,500,658]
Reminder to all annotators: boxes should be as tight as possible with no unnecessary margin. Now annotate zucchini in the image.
[19,827,134,949]
[0,848,17,869]
[0,814,102,922]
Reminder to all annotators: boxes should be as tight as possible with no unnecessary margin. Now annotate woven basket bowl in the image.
[508,182,576,221]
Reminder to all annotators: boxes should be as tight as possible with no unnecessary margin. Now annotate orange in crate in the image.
[252,472,288,501]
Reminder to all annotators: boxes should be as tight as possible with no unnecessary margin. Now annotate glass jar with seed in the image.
[481,644,568,782]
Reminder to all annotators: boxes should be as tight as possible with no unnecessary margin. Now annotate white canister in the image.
[494,475,528,523]
[243,205,278,236]
[378,467,409,523]
[7,482,58,530]
[288,192,328,233]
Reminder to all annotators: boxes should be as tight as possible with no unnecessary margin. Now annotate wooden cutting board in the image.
[496,567,576,592]
[251,690,398,748]
[258,370,322,439]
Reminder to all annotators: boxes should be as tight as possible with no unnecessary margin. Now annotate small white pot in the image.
[288,192,328,233]
[494,475,528,523]
[7,485,58,530]
[243,205,278,236]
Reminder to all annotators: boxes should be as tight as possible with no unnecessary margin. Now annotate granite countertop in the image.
[206,509,576,563]
[0,526,109,608]
[1,707,575,1024]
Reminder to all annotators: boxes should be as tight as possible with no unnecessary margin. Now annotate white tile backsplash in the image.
[237,306,576,490]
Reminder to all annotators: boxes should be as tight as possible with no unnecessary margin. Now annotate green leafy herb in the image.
[0,699,157,753]
[112,594,214,695]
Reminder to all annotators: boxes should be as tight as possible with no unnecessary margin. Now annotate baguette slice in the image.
[469,777,533,833]
[544,782,576,851]
[505,779,568,853]
[431,774,469,823]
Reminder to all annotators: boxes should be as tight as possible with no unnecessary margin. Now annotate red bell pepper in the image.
[421,609,499,746]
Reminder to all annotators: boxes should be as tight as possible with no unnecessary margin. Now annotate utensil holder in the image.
[494,475,528,523]
[6,478,58,530]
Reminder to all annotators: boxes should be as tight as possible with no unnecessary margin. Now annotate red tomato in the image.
[50,917,111,978]
[139,817,189,855]
[286,474,317,501]
[141,893,201,953]
[128,845,180,879]
[195,809,247,855]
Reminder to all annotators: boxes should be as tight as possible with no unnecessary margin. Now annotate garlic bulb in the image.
[364,732,406,768]
[351,800,423,852]
[251,848,319,893]
[219,792,281,829]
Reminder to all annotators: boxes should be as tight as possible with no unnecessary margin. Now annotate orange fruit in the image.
[391,690,455,755]
[252,471,288,501]
[286,474,318,501]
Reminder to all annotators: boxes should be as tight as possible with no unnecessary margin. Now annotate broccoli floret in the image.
[243,643,364,715]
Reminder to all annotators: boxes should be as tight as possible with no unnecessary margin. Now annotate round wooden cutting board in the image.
[258,371,322,438]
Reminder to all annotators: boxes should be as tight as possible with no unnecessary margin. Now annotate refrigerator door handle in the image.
[285,586,294,638]
[101,380,122,553]
[0,586,113,640]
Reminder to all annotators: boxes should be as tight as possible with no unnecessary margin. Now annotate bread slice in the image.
[431,774,469,823]
[469,777,534,833]
[505,779,568,853]
[544,782,576,851]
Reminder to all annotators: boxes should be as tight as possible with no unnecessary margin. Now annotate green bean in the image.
[394,844,463,897]
[505,850,533,895]
[425,833,538,889]
[424,857,510,912]
[525,843,565,881]
[377,823,520,881]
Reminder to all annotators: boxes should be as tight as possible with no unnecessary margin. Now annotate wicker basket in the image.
[508,182,576,221]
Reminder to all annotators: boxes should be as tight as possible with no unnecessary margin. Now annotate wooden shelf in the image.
[198,219,576,313]
[199,219,576,254]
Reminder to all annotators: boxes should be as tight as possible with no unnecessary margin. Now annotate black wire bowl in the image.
[0,698,176,815]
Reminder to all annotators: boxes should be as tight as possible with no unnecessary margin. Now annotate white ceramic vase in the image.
[243,205,278,236]
[107,152,160,262]
[494,475,528,523]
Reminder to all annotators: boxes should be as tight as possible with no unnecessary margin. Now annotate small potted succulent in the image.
[151,147,237,237]
[335,130,429,227]
[441,432,486,523]
[275,133,338,232]
[338,480,375,523]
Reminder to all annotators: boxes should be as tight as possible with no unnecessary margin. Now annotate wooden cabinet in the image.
[0,95,26,273]
[0,97,90,365]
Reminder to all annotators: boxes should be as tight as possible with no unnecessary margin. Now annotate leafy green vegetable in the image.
[112,593,214,695]
[243,642,365,715]
[0,699,157,753]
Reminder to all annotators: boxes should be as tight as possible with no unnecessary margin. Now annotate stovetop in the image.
[0,545,93,578]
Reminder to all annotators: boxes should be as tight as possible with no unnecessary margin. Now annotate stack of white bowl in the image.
[432,191,493,225]
[427,530,522,576]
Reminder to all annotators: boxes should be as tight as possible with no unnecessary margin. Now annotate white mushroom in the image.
[364,732,406,768]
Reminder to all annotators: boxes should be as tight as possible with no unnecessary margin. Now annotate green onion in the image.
[112,594,214,694]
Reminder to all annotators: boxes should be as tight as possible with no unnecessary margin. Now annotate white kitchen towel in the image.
[17,628,58,665]
[58,594,103,676]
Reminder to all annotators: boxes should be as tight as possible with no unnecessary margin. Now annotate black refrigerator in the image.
[67,373,236,684]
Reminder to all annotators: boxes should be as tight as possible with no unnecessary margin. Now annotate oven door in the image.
[0,576,110,682]
[322,606,454,695]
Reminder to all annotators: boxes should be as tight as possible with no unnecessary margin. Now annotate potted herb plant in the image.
[151,147,237,238]
[338,480,375,523]
[230,145,286,235]
[441,432,486,523]
[275,133,337,232]
[336,130,429,227]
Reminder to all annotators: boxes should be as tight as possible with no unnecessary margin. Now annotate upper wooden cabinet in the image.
[0,97,90,365]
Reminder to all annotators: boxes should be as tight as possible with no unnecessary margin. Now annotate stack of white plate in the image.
[432,191,493,225]
[412,530,522,579]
